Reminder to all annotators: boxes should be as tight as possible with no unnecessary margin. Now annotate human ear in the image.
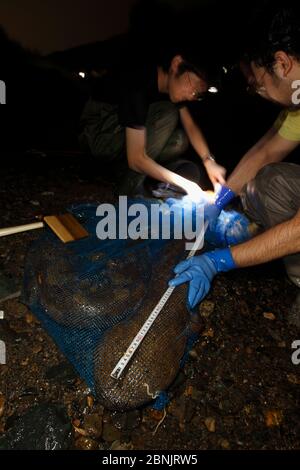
[170,55,184,73]
[274,51,293,78]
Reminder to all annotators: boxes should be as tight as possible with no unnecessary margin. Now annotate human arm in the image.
[204,126,299,227]
[169,209,300,307]
[179,106,226,186]
[126,126,202,198]
[231,208,300,266]
[227,127,299,195]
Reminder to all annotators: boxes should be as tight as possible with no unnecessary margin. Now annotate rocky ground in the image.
[0,152,300,450]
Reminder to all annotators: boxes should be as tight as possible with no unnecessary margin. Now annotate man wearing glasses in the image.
[170,2,300,327]
[79,51,225,198]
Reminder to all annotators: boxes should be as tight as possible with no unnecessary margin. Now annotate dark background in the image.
[0,0,136,54]
[0,0,281,174]
[0,0,249,54]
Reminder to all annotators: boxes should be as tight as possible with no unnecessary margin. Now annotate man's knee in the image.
[241,163,300,228]
[243,162,300,202]
[242,164,279,201]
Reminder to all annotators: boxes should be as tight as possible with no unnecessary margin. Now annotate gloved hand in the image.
[169,248,236,308]
[205,210,255,248]
[204,185,236,230]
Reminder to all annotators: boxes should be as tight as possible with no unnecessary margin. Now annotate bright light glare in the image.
[202,190,215,203]
[79,72,86,78]
[184,186,205,204]
[208,86,218,93]
[214,182,222,195]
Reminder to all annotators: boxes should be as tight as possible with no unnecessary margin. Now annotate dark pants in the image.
[79,99,194,193]
[240,162,300,282]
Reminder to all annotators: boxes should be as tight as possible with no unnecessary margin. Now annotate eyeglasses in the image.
[186,71,206,101]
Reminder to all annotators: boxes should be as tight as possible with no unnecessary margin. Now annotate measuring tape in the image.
[110,220,208,380]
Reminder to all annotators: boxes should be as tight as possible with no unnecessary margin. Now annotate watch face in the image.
[203,155,215,162]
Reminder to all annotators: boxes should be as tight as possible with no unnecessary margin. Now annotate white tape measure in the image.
[110,220,208,380]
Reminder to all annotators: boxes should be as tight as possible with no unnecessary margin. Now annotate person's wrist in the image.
[206,248,236,273]
[202,153,216,164]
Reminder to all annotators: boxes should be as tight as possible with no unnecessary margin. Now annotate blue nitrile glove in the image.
[204,185,236,230]
[205,210,254,248]
[169,248,236,308]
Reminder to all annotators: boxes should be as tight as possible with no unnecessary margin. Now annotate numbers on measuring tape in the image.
[110,221,208,380]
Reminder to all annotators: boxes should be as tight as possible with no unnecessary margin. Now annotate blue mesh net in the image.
[21,198,203,410]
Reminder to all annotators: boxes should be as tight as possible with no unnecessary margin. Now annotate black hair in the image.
[243,1,300,70]
[158,44,223,88]
[129,0,223,87]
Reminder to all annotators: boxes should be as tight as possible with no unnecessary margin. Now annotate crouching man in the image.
[170,2,300,327]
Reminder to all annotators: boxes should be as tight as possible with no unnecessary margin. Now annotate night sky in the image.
[0,0,216,55]
[0,0,137,54]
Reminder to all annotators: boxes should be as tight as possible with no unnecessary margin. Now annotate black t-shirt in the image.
[89,63,169,129]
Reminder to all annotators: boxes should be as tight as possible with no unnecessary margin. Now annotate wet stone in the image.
[185,400,197,423]
[207,383,246,415]
[45,362,78,385]
[204,417,216,433]
[75,436,99,450]
[219,438,230,449]
[0,404,73,450]
[18,387,39,398]
[110,440,134,450]
[125,410,142,431]
[83,414,103,439]
[0,396,5,418]
[110,412,127,431]
[199,301,215,318]
[102,422,122,443]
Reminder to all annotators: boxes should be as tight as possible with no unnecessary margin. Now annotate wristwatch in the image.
[202,153,216,163]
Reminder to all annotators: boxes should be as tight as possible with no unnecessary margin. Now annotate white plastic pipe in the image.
[0,222,44,237]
